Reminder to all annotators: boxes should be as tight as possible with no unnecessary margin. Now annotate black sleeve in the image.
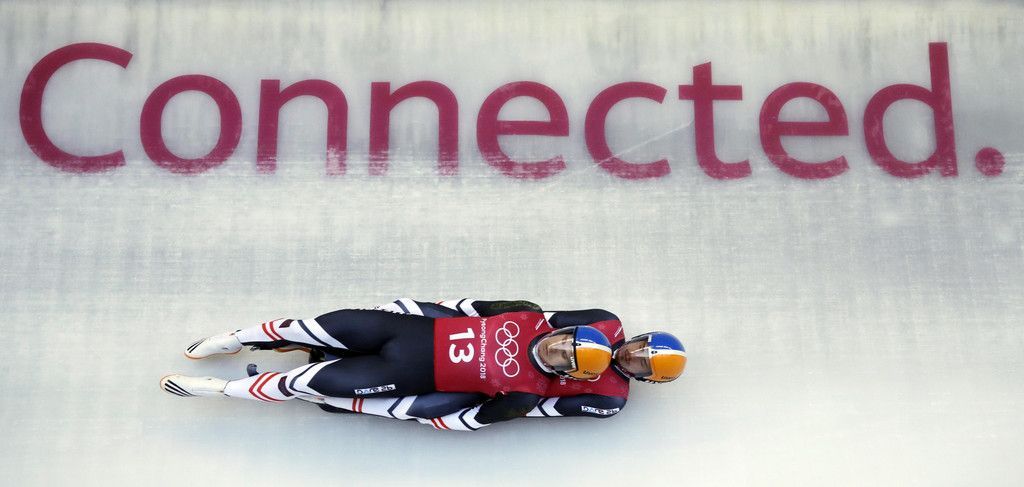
[547,394,627,418]
[475,392,543,424]
[406,392,490,419]
[471,300,543,317]
[408,301,465,318]
[547,309,619,328]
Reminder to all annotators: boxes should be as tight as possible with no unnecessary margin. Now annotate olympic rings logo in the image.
[494,321,521,378]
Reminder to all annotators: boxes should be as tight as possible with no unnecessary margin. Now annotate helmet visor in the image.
[614,335,653,378]
[536,330,578,373]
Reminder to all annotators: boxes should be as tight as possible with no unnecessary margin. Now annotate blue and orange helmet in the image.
[614,331,686,383]
[535,326,613,380]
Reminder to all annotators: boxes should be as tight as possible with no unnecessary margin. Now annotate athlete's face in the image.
[614,335,653,379]
[535,333,576,371]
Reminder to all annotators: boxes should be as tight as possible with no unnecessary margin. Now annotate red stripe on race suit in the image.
[248,373,272,401]
[436,417,450,430]
[264,321,284,341]
[251,373,282,402]
[248,373,270,401]
[258,373,283,402]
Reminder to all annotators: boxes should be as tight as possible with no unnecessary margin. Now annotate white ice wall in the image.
[0,1,1022,486]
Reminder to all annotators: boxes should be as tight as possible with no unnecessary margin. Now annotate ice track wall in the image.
[0,1,1022,485]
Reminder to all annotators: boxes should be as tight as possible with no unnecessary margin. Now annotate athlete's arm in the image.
[417,391,543,431]
[321,390,541,432]
[377,298,542,318]
[467,300,543,316]
[544,309,620,328]
[526,394,627,419]
[319,391,487,421]
[374,298,464,318]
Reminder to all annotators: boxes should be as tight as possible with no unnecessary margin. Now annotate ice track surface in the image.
[1,1,1023,485]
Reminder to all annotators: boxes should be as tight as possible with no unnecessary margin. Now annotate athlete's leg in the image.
[311,309,433,353]
[188,310,431,358]
[232,317,349,350]
[321,392,488,419]
[162,354,434,401]
[221,360,341,402]
[297,310,435,397]
[185,318,334,359]
[304,352,434,398]
[161,362,329,402]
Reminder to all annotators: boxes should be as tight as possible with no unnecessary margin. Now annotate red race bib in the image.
[434,312,553,396]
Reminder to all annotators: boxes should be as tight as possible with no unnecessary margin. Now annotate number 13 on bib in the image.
[434,312,553,396]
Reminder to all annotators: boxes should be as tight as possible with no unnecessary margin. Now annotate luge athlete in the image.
[161,303,613,428]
